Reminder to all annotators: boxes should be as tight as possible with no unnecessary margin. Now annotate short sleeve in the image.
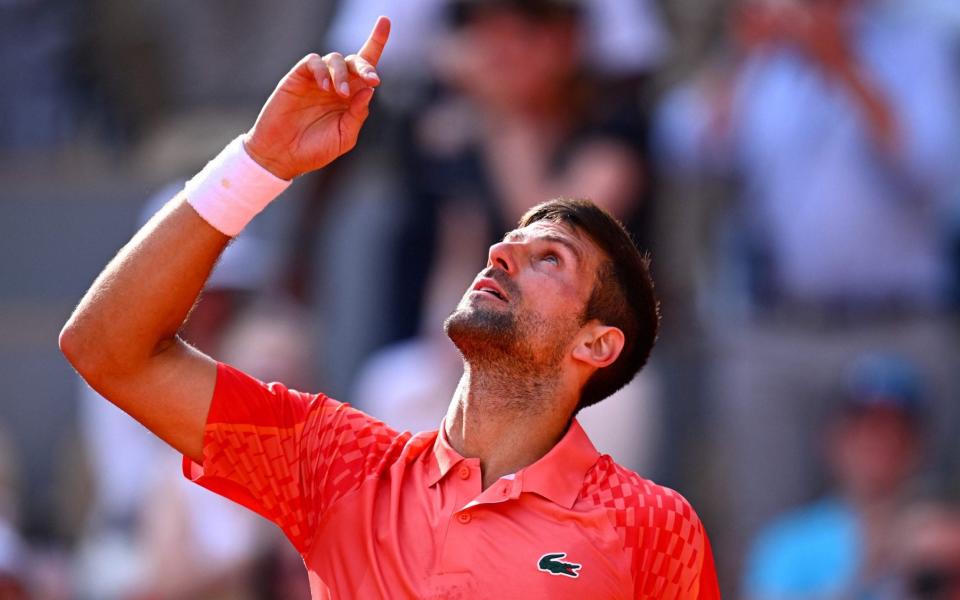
[183,362,403,554]
[578,456,722,599]
[696,530,721,600]
[630,488,721,600]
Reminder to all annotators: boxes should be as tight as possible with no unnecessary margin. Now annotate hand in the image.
[243,16,391,180]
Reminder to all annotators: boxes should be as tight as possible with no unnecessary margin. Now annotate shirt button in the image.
[457,466,470,480]
[457,512,472,524]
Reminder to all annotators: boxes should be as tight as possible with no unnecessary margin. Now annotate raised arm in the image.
[58,17,391,463]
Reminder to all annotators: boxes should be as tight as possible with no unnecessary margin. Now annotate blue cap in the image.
[843,353,924,417]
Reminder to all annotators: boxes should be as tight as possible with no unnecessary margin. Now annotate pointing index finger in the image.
[358,16,391,67]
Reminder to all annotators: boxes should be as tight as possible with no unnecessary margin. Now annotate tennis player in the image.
[60,16,719,599]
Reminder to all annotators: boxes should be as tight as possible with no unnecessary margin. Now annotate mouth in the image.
[471,277,509,302]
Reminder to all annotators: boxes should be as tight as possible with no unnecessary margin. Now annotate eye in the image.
[541,253,560,266]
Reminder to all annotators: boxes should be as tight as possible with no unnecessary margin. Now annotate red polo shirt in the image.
[184,362,720,599]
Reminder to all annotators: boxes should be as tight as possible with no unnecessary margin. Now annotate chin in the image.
[443,304,518,359]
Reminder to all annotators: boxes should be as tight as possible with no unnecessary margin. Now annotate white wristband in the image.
[183,135,291,237]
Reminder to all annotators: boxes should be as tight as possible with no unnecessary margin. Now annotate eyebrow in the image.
[503,230,584,264]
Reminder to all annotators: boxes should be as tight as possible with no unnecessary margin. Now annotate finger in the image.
[346,54,380,86]
[358,16,391,67]
[342,88,376,150]
[305,53,332,92]
[347,87,375,121]
[324,52,350,97]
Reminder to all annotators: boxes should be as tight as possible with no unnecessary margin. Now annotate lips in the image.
[472,276,509,302]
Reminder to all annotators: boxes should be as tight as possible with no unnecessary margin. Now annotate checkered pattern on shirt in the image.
[576,455,713,600]
[200,366,405,554]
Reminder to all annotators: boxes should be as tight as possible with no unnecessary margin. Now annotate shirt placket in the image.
[434,458,480,574]
[436,468,524,574]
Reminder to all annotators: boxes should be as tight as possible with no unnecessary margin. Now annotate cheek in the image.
[520,279,585,320]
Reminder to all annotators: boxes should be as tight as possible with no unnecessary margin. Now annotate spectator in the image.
[743,354,926,600]
[424,0,647,227]
[654,0,960,575]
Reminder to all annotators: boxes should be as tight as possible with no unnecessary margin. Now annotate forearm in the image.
[60,196,229,379]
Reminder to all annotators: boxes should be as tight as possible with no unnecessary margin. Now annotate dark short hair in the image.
[518,198,660,412]
[447,0,582,28]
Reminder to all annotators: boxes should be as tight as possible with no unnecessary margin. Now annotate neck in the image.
[844,485,906,513]
[483,85,576,129]
[444,359,578,490]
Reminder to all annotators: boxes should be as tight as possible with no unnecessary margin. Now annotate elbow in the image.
[58,318,107,382]
[58,319,80,365]
[60,317,170,383]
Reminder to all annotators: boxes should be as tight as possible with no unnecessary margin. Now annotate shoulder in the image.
[577,456,712,591]
[302,398,417,476]
[577,455,701,526]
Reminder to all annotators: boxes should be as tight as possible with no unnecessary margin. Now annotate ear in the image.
[571,323,625,370]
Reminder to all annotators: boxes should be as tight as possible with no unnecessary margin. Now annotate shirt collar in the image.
[427,422,468,487]
[428,418,601,509]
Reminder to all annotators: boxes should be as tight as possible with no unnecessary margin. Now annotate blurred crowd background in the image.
[2,0,960,598]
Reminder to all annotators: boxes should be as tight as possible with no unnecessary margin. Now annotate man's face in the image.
[830,407,920,500]
[444,220,605,371]
[442,10,581,113]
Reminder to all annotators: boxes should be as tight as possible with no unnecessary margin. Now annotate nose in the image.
[487,240,517,274]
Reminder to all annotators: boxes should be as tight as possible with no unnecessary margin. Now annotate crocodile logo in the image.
[538,552,582,578]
